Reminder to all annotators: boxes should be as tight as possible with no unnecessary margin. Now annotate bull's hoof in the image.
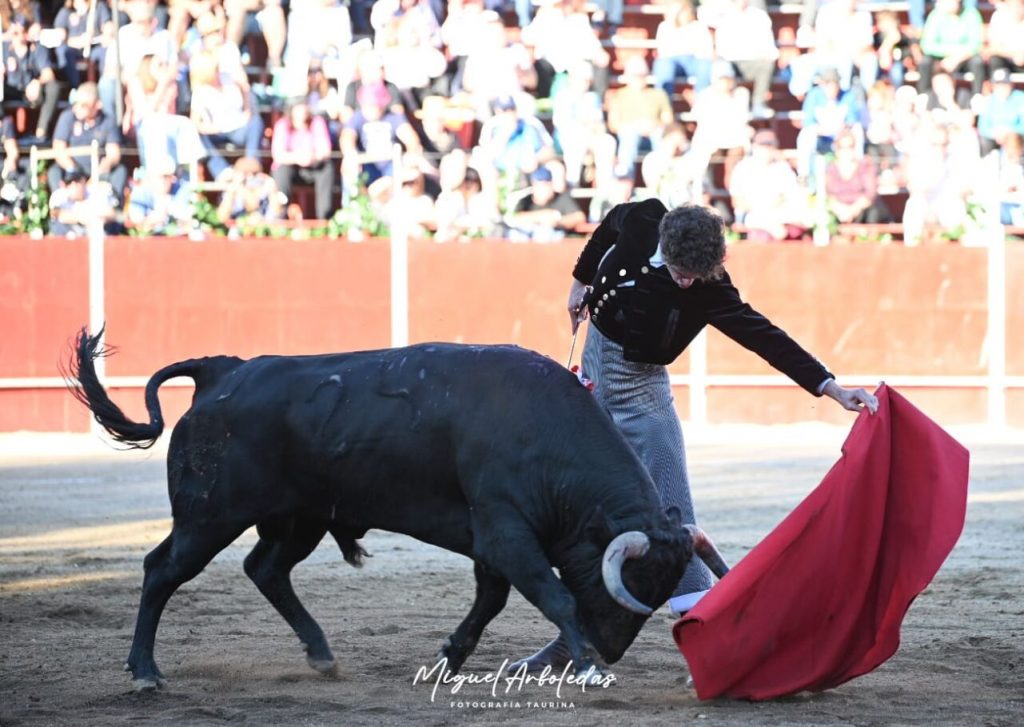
[299,640,336,675]
[306,656,338,676]
[509,635,571,674]
[435,637,468,674]
[126,661,167,691]
[131,674,167,691]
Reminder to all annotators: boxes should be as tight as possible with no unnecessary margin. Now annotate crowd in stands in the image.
[1,0,1023,243]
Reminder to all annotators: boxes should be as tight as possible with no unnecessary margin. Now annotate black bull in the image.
[68,330,728,690]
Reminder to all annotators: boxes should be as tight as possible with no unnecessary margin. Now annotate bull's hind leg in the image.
[126,521,248,690]
[243,520,337,674]
[436,562,511,674]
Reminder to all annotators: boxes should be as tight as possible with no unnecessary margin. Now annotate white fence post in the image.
[985,155,1007,428]
[390,144,409,349]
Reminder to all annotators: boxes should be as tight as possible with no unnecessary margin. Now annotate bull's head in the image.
[558,514,728,664]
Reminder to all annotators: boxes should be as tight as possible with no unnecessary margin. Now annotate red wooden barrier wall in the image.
[0,236,1019,432]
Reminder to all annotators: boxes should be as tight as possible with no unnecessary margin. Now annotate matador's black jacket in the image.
[572,199,833,395]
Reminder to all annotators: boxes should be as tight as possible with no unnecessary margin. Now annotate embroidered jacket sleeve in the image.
[699,273,834,395]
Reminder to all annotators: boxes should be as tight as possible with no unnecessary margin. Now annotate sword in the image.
[566,324,580,368]
[566,288,592,369]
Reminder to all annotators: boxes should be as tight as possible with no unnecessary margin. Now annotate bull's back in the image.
[168,343,638,546]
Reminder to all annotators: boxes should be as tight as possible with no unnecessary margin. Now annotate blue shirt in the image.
[978,90,1024,141]
[801,86,865,140]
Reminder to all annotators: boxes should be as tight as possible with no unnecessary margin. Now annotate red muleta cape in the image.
[673,384,970,700]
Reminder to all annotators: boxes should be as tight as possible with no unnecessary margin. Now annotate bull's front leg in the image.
[473,514,601,678]
[435,561,511,674]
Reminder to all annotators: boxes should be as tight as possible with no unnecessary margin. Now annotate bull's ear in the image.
[584,505,616,543]
[663,505,683,529]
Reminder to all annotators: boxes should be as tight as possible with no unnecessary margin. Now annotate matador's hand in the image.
[567,279,591,334]
[822,380,879,415]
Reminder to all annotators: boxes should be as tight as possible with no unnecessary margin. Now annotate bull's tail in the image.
[64,327,204,450]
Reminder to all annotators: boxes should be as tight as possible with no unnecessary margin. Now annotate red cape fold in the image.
[672,384,970,700]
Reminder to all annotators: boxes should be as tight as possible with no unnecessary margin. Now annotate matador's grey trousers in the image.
[581,324,714,597]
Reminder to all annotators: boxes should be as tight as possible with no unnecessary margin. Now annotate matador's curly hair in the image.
[657,205,726,280]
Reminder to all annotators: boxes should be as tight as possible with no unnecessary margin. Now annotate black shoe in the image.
[509,635,571,674]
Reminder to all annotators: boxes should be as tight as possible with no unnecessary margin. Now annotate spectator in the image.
[504,0,532,30]
[701,0,778,116]
[551,62,616,188]
[1,118,20,182]
[340,81,422,190]
[127,160,195,235]
[271,97,335,219]
[165,0,221,49]
[435,153,499,241]
[283,0,352,72]
[902,118,971,245]
[690,60,751,190]
[652,0,713,98]
[222,0,286,68]
[124,53,206,174]
[47,169,117,237]
[99,0,176,119]
[588,169,636,223]
[988,0,1024,78]
[381,162,436,236]
[1,120,26,218]
[873,9,917,89]
[641,122,707,209]
[824,127,889,224]
[504,164,584,240]
[606,56,673,178]
[923,71,972,116]
[521,0,609,98]
[591,0,623,34]
[341,50,404,124]
[190,50,265,181]
[306,63,345,139]
[371,0,441,49]
[193,11,250,91]
[977,69,1024,156]
[798,0,877,93]
[52,0,113,89]
[996,132,1024,226]
[439,0,492,95]
[1,17,61,143]
[863,80,901,184]
[891,83,925,165]
[459,11,536,116]
[218,155,283,221]
[2,0,42,34]
[418,96,470,155]
[917,0,985,97]
[473,93,555,185]
[378,9,449,107]
[795,67,864,181]
[46,82,128,203]
[728,128,812,240]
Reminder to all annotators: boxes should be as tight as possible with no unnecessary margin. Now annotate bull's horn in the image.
[601,531,654,616]
[683,524,730,579]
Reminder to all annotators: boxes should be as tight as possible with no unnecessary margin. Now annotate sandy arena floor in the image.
[1,425,1022,726]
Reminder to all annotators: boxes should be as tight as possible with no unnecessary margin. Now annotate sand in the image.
[1,427,1022,726]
